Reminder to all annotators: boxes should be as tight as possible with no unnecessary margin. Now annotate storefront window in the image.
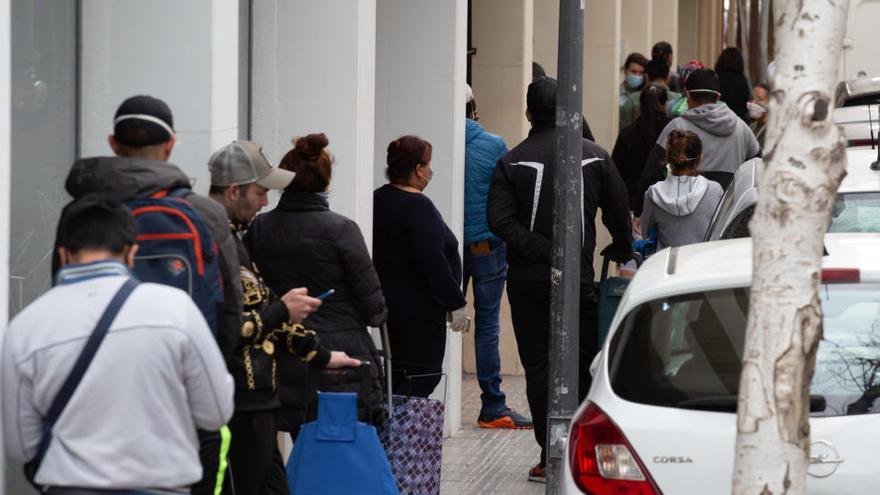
[8,1,78,489]
[9,0,78,318]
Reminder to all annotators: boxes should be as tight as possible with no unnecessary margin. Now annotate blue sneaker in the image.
[477,408,533,429]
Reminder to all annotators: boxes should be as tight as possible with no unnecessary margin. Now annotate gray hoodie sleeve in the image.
[181,299,235,431]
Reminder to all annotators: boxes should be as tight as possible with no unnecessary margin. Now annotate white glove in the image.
[448,305,470,333]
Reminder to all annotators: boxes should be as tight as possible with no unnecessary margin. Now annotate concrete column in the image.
[677,0,700,62]
[533,0,559,77]
[79,0,239,194]
[0,0,10,489]
[376,0,467,436]
[471,0,533,147]
[697,0,723,68]
[584,0,622,150]
[251,0,376,239]
[653,0,680,67]
[621,0,653,58]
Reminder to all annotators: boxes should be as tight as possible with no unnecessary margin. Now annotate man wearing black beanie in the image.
[487,77,633,483]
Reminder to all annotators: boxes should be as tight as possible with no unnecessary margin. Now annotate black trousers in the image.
[192,430,222,495]
[224,410,289,495]
[506,278,599,465]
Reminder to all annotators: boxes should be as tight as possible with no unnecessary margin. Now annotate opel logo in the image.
[808,440,844,478]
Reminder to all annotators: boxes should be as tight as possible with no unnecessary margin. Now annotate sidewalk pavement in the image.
[441,373,544,495]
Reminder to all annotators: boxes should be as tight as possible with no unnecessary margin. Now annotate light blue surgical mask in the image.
[316,191,330,201]
[625,74,644,89]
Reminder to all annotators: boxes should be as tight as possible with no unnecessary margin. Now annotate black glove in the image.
[600,244,633,264]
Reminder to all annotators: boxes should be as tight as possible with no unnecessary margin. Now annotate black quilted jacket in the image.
[244,191,387,422]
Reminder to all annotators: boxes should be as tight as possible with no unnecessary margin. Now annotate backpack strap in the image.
[167,187,192,199]
[24,278,139,488]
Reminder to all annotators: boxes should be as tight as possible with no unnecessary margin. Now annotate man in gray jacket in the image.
[634,69,760,216]
[2,196,234,493]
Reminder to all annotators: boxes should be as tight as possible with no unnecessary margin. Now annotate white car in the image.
[705,146,880,241]
[562,234,880,494]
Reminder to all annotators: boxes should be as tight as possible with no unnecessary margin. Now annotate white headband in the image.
[114,114,174,135]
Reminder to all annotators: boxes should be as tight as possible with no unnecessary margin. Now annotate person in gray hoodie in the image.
[634,69,759,216]
[641,130,723,249]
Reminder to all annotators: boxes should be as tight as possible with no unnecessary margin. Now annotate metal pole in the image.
[546,0,584,492]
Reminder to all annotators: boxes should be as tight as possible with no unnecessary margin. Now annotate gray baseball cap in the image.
[208,140,295,189]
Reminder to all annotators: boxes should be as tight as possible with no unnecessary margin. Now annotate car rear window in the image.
[608,284,880,417]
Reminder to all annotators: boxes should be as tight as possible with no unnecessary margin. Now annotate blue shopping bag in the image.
[287,392,398,495]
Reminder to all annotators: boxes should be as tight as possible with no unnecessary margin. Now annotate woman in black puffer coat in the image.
[245,133,387,434]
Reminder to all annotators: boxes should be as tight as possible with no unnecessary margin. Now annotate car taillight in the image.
[568,403,661,494]
[821,268,860,283]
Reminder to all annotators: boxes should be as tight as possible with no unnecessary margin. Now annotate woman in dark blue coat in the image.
[373,136,469,397]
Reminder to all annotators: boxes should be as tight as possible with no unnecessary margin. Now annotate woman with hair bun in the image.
[373,135,469,397]
[640,130,723,249]
[245,133,387,433]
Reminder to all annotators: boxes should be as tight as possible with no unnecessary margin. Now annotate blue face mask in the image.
[316,191,330,201]
[625,74,644,89]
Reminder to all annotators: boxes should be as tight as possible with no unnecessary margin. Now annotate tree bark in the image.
[732,1,850,494]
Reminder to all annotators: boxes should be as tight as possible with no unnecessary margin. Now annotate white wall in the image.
[79,0,240,194]
[843,0,880,79]
[375,0,467,436]
[0,0,11,489]
[251,0,376,239]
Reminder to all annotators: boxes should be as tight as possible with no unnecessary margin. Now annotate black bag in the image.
[24,278,139,492]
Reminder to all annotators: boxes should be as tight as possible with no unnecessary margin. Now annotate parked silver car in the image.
[704,147,880,241]
[834,77,880,146]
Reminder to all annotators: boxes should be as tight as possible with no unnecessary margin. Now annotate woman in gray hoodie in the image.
[641,130,723,250]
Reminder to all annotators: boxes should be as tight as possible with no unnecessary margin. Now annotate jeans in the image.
[463,240,508,416]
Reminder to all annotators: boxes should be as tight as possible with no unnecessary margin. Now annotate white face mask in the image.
[747,101,767,120]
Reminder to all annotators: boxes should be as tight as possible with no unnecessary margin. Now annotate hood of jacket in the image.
[681,102,738,137]
[65,156,192,201]
[649,175,710,216]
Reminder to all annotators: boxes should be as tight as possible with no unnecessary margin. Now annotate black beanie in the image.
[527,77,557,126]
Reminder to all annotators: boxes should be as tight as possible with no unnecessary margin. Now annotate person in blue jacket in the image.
[464,86,533,429]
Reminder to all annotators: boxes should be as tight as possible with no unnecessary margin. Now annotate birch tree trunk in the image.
[733,1,850,494]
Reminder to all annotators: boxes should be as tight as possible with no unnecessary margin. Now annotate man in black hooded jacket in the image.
[487,77,633,483]
[59,95,241,495]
